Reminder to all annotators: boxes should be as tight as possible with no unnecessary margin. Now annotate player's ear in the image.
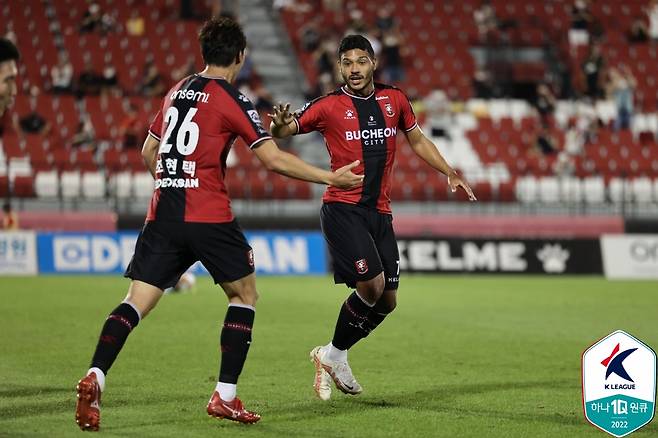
[235,50,245,66]
[372,57,378,70]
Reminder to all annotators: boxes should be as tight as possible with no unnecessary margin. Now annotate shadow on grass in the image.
[265,379,590,428]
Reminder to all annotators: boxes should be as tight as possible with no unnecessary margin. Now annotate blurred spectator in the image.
[533,84,556,128]
[607,65,636,131]
[299,17,322,53]
[18,96,51,136]
[535,128,558,156]
[315,37,339,79]
[51,54,73,94]
[171,57,197,83]
[582,44,605,99]
[80,3,116,34]
[474,0,498,39]
[118,103,142,149]
[553,151,576,177]
[375,4,397,33]
[101,64,119,95]
[380,29,405,83]
[569,0,591,47]
[139,60,166,97]
[472,67,493,98]
[77,60,104,97]
[126,10,145,36]
[346,9,367,34]
[564,119,586,156]
[628,18,649,43]
[70,114,96,149]
[2,202,18,230]
[648,0,658,43]
[237,81,273,113]
[423,90,452,140]
[80,3,102,33]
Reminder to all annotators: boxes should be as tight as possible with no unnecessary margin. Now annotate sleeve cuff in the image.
[292,117,301,135]
[148,130,161,141]
[403,122,418,133]
[249,136,272,150]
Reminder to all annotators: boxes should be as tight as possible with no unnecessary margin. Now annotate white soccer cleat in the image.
[310,346,333,400]
[312,346,362,395]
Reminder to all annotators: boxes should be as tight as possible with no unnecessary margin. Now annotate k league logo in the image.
[582,330,656,437]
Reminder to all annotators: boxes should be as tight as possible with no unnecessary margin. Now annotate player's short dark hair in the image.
[0,38,20,64]
[198,17,246,67]
[338,35,375,59]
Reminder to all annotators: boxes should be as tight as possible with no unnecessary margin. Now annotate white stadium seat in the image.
[582,176,605,204]
[35,171,59,198]
[515,175,538,203]
[560,177,583,203]
[631,177,653,203]
[81,171,106,199]
[60,171,81,198]
[110,171,133,199]
[608,177,632,203]
[538,176,560,203]
[133,172,155,198]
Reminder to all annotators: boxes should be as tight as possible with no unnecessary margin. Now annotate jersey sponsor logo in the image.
[345,109,356,120]
[367,115,377,126]
[375,95,389,100]
[155,177,199,189]
[247,110,268,134]
[384,102,395,117]
[170,88,210,103]
[345,127,397,145]
[355,258,368,274]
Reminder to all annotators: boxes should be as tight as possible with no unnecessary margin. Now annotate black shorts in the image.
[124,220,254,290]
[320,202,400,290]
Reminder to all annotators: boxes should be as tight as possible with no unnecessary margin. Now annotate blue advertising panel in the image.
[36,231,326,275]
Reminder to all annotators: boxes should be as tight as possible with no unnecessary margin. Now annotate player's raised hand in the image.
[448,170,477,201]
[330,160,364,189]
[268,103,294,127]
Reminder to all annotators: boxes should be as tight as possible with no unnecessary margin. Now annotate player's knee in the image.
[357,273,385,304]
[237,285,259,306]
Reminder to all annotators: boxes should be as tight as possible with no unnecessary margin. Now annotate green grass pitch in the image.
[1,275,656,437]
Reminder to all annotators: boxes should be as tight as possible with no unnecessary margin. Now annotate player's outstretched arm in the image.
[268,103,297,138]
[141,134,160,178]
[253,139,363,189]
[404,126,477,201]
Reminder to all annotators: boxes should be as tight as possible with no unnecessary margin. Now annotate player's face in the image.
[0,60,18,115]
[339,49,376,94]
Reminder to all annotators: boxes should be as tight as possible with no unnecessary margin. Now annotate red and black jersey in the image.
[146,74,271,223]
[294,83,417,214]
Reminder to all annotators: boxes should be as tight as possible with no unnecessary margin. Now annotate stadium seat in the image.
[582,176,605,204]
[81,171,106,199]
[133,172,155,199]
[608,178,632,203]
[12,176,36,197]
[109,171,133,199]
[515,176,538,203]
[61,171,82,198]
[35,171,59,198]
[630,177,653,203]
[560,177,583,203]
[538,176,560,204]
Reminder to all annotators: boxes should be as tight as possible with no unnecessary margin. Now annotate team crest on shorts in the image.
[355,258,368,274]
[247,249,254,267]
[582,330,656,437]
[384,102,395,117]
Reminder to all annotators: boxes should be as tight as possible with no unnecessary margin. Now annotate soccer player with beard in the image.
[74,17,363,430]
[270,35,475,400]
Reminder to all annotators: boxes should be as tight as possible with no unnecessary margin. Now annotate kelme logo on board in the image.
[582,330,656,437]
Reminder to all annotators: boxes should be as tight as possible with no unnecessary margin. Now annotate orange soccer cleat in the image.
[75,372,101,431]
[206,391,261,424]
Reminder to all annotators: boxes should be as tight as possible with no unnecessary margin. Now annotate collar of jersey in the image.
[196,73,227,80]
[341,85,374,100]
